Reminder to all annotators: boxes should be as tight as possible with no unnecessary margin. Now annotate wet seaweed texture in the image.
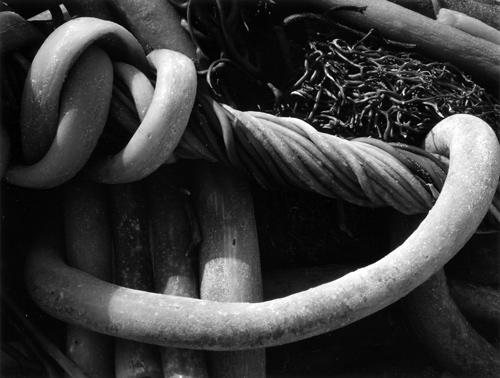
[277,29,500,145]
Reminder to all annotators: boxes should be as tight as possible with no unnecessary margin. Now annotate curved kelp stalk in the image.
[25,115,500,350]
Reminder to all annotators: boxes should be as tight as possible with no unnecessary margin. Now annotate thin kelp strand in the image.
[178,122,218,162]
[231,113,289,187]
[263,120,362,200]
[231,122,275,189]
[194,99,233,165]
[284,139,339,198]
[246,112,359,201]
[391,143,449,175]
[285,118,365,191]
[349,145,419,212]
[263,127,332,195]
[324,137,383,205]
[289,122,365,198]
[233,110,311,191]
[234,118,290,188]
[353,142,434,210]
[213,101,246,170]
[398,149,445,192]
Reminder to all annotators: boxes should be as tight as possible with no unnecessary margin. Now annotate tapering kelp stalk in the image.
[108,182,163,378]
[63,179,114,377]
[147,169,209,378]
[188,161,265,377]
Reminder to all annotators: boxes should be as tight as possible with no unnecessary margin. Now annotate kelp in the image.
[276,28,500,145]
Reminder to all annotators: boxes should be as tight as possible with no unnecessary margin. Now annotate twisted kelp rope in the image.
[3,29,492,217]
[177,14,500,216]
[176,98,500,221]
[175,93,453,215]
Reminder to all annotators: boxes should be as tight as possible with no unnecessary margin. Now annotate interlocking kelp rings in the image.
[3,17,151,189]
[277,28,500,145]
[3,17,197,188]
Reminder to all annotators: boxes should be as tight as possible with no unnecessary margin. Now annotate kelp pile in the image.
[2,1,500,377]
[192,3,500,146]
[276,27,500,145]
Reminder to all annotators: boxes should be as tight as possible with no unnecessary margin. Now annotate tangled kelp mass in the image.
[277,28,500,145]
